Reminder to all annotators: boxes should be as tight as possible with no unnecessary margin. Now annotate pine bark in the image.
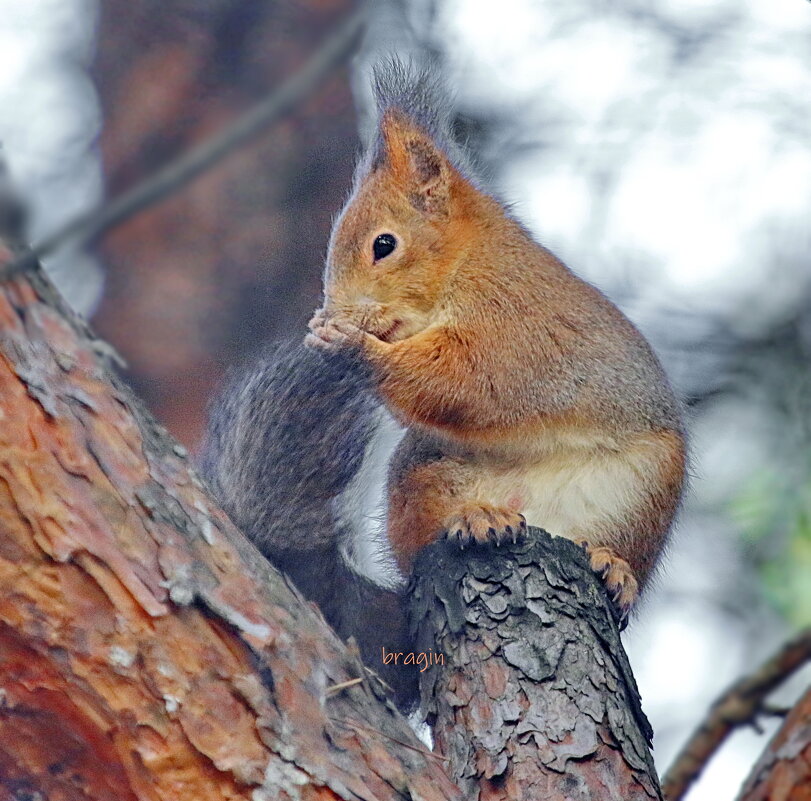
[0,246,459,800]
[737,686,811,801]
[411,532,662,801]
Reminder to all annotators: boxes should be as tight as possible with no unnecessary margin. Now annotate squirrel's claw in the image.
[449,528,475,550]
[584,544,638,624]
[513,515,528,543]
[444,504,527,551]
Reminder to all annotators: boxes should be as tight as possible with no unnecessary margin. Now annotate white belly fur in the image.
[339,413,670,581]
[470,433,669,543]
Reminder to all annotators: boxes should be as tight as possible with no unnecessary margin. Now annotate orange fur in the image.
[307,90,686,614]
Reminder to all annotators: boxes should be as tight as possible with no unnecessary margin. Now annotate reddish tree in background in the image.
[93,0,360,447]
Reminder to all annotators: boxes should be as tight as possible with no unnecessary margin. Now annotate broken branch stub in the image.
[410,529,662,801]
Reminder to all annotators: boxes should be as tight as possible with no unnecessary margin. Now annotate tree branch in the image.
[411,532,663,800]
[737,685,811,801]
[662,626,811,801]
[0,2,367,282]
[0,243,461,800]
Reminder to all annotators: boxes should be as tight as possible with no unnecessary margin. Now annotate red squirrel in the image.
[201,62,686,705]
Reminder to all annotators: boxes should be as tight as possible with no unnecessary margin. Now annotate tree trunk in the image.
[411,533,662,801]
[0,238,662,800]
[737,686,811,801]
[0,244,460,800]
[92,0,361,447]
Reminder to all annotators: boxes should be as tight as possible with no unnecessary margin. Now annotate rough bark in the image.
[411,532,662,801]
[737,686,811,801]
[0,245,460,800]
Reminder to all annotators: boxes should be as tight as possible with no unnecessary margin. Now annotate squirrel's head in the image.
[321,64,479,344]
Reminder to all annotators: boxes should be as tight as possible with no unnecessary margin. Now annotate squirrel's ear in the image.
[380,110,451,214]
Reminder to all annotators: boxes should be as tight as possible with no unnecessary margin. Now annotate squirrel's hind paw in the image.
[584,545,638,624]
[444,505,527,549]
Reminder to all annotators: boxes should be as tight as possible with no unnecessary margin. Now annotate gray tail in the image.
[199,341,418,705]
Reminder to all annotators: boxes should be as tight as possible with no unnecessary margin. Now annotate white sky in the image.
[0,0,102,312]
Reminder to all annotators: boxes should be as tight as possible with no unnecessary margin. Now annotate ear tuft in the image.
[404,138,448,213]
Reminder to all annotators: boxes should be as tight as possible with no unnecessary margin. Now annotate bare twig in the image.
[662,627,811,801]
[325,677,365,696]
[0,3,367,283]
[340,719,448,764]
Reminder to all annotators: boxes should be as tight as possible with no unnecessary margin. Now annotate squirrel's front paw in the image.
[305,310,363,351]
[444,504,527,549]
[584,544,638,622]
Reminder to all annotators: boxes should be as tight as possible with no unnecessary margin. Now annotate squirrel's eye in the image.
[373,233,397,261]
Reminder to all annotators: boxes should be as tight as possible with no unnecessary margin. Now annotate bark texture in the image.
[411,531,662,801]
[738,686,811,801]
[0,246,460,800]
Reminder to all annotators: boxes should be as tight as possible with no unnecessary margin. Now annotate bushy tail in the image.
[199,341,417,705]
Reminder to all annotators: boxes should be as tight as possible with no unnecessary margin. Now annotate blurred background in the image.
[0,0,809,798]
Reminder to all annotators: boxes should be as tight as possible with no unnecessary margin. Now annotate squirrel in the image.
[200,62,686,707]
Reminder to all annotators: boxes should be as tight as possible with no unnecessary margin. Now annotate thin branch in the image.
[325,677,365,696]
[0,2,367,283]
[737,685,811,801]
[661,626,811,801]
